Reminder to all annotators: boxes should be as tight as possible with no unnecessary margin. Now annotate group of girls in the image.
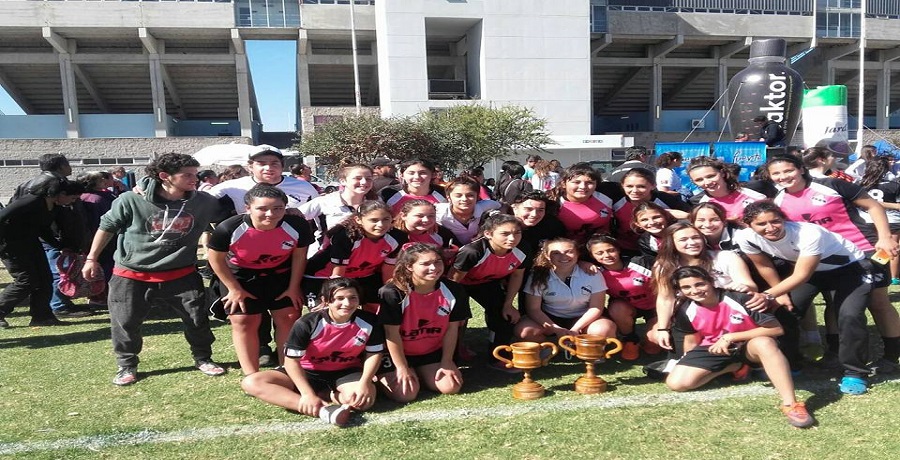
[209,151,900,428]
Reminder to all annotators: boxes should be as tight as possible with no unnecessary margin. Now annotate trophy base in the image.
[574,376,607,395]
[512,381,546,400]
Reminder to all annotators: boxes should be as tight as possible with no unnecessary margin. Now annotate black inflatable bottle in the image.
[727,38,803,144]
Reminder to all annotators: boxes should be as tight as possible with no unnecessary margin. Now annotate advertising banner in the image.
[655,142,711,196]
[713,141,767,183]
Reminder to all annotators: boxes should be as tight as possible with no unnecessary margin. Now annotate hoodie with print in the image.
[98,177,225,273]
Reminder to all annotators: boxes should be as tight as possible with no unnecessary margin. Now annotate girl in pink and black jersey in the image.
[666,266,815,429]
[613,168,690,255]
[303,201,407,312]
[551,164,618,245]
[690,202,742,251]
[207,185,315,375]
[377,244,471,402]
[588,235,660,361]
[394,199,457,257]
[448,214,532,368]
[241,278,384,426]
[687,156,773,223]
[767,153,900,371]
[380,158,447,215]
[859,156,900,285]
[633,201,678,257]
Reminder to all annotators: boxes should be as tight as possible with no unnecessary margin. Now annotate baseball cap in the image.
[248,144,283,161]
[372,157,397,167]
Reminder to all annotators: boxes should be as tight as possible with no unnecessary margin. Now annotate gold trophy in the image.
[492,341,559,400]
[558,334,623,394]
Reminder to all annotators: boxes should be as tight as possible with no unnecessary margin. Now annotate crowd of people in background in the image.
[6,141,900,429]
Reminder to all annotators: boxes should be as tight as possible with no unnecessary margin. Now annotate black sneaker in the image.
[0,317,8,329]
[113,366,138,386]
[29,317,69,327]
[54,308,93,319]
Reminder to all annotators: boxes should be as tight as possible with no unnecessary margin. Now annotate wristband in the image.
[656,328,671,332]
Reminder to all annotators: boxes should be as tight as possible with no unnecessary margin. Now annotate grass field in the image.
[2,271,900,459]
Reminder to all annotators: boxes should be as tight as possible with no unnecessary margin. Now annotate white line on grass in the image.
[0,377,895,455]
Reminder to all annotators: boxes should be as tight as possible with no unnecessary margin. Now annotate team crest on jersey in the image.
[353,331,370,346]
[508,262,518,271]
[437,300,452,316]
[811,194,828,206]
[742,199,755,207]
[729,313,745,324]
[581,286,592,295]
[380,249,391,257]
[633,277,646,285]
[281,240,296,250]
[600,210,610,217]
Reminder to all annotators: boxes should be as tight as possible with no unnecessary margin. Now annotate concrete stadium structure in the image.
[1,0,900,196]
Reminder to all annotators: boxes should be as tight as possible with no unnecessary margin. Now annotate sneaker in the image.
[196,360,227,376]
[319,404,351,427]
[258,353,276,368]
[28,317,68,327]
[780,402,815,428]
[892,278,900,286]
[621,341,640,361]
[868,357,900,376]
[113,366,138,386]
[641,340,662,355]
[53,308,93,319]
[0,317,8,329]
[814,351,842,371]
[839,376,868,395]
[488,361,523,374]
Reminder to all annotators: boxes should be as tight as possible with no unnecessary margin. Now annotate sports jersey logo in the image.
[729,314,745,324]
[633,277,645,285]
[281,240,296,250]
[403,319,443,338]
[581,286,593,295]
[353,330,370,346]
[417,319,430,328]
[811,194,827,206]
[508,262,518,271]
[437,301,452,317]
[862,273,874,284]
[599,210,610,217]
[310,350,358,364]
[800,213,833,226]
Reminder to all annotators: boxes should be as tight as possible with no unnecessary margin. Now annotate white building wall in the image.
[375,0,591,135]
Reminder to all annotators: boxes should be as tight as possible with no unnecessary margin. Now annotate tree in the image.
[296,104,551,174]
[420,104,552,170]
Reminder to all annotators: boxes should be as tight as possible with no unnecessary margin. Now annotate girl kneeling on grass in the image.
[666,266,815,429]
[378,243,471,402]
[588,235,659,361]
[241,278,383,427]
[207,185,315,375]
[515,238,615,342]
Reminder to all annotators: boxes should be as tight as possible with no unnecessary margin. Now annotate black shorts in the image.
[545,312,580,330]
[676,344,754,373]
[217,272,294,316]
[277,366,361,394]
[377,348,444,375]
[863,256,891,288]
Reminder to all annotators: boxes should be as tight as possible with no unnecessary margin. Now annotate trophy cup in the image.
[492,341,559,400]
[558,334,623,394]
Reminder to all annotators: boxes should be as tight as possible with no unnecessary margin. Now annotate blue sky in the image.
[0,41,298,132]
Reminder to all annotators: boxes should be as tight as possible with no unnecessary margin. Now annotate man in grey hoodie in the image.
[82,153,229,386]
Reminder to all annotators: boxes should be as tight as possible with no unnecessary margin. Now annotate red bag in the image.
[56,251,106,299]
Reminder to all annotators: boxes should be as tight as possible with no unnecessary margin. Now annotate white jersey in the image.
[298,191,355,232]
[524,265,607,319]
[207,175,318,213]
[734,221,864,271]
[435,200,501,245]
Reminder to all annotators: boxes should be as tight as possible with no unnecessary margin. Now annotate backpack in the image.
[56,251,106,299]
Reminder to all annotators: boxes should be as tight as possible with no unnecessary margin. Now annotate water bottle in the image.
[727,38,803,145]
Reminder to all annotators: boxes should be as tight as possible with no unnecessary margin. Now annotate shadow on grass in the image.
[0,319,207,349]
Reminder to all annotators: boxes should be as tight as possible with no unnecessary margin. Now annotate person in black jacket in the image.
[0,179,81,328]
[753,115,786,147]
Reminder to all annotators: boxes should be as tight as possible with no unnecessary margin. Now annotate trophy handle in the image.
[558,335,577,356]
[603,337,624,358]
[539,342,558,365]
[492,345,514,368]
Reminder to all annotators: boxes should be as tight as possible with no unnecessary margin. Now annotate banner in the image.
[655,142,711,197]
[713,142,767,183]
[802,85,851,158]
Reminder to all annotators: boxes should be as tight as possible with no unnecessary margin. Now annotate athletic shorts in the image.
[378,348,444,375]
[218,271,294,316]
[545,312,580,330]
[277,366,362,394]
[675,344,755,373]
[864,255,891,288]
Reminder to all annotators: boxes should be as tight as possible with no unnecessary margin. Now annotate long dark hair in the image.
[528,238,577,292]
[687,156,740,193]
[631,201,677,233]
[652,222,713,296]
[766,154,812,184]
[671,266,716,298]
[859,156,893,189]
[551,164,602,201]
[390,243,443,293]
